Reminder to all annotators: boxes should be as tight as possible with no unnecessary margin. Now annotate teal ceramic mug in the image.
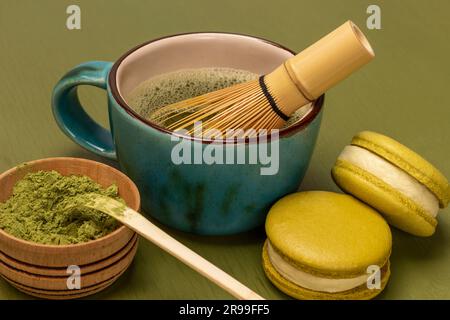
[52,33,324,235]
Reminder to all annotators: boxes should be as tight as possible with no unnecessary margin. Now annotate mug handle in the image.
[52,61,116,159]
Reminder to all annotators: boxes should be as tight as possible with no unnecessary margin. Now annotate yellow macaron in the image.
[263,191,392,300]
[332,131,450,237]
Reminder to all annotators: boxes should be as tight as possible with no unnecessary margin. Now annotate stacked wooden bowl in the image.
[0,158,140,299]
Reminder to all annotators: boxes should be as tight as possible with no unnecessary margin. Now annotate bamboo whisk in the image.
[151,21,375,136]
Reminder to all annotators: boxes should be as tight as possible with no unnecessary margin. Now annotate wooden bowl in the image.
[0,157,141,299]
[0,235,138,290]
[1,238,138,299]
[0,234,137,277]
[2,263,130,300]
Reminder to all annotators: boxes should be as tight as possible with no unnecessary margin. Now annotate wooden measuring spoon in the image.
[66,194,264,300]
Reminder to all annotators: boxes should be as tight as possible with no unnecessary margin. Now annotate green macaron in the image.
[332,131,450,237]
[263,191,392,300]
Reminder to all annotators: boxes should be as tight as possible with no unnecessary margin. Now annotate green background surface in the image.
[0,0,449,299]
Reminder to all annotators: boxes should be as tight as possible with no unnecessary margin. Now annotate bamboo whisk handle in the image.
[284,20,375,101]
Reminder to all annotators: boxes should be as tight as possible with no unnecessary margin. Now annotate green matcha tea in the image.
[0,170,123,245]
[127,67,312,129]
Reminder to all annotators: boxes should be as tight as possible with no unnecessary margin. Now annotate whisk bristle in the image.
[149,70,306,138]
[151,80,260,132]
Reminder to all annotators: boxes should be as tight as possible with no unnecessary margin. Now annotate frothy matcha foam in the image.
[127,67,312,129]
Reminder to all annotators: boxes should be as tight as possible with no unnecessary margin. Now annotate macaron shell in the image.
[332,159,436,237]
[352,131,450,208]
[265,191,391,277]
[262,242,390,300]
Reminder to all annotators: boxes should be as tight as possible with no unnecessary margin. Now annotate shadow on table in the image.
[391,223,448,261]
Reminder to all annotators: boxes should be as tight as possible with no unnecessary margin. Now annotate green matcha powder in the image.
[0,170,122,245]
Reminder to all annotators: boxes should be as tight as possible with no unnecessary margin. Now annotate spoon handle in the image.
[88,196,264,300]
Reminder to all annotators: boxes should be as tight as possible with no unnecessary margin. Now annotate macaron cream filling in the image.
[266,241,369,293]
[338,145,439,218]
